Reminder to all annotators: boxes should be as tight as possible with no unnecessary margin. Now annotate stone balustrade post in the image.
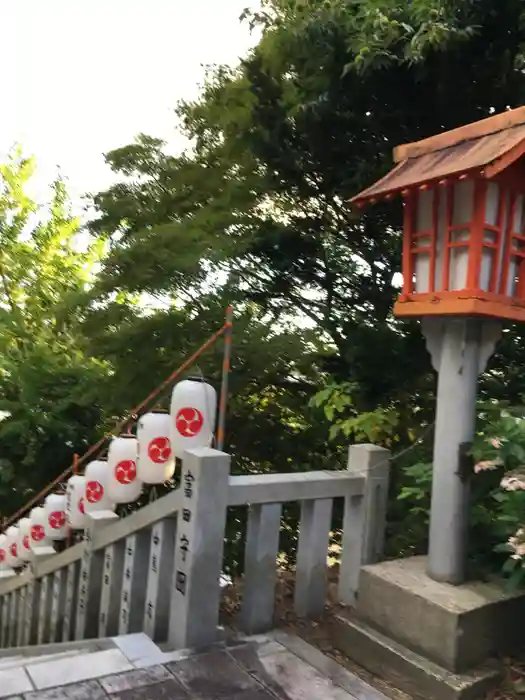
[168,447,230,650]
[118,530,151,635]
[294,498,334,617]
[75,510,119,640]
[62,561,80,642]
[50,567,67,642]
[37,574,53,644]
[240,503,282,634]
[98,541,126,637]
[338,443,390,606]
[144,517,177,642]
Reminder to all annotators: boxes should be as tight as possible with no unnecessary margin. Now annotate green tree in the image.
[83,0,525,565]
[0,150,108,518]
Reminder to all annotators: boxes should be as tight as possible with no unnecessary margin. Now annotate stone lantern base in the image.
[332,557,525,700]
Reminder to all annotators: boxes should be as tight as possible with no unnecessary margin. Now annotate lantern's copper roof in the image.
[352,106,525,204]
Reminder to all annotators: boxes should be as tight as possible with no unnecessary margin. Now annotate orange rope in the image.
[217,306,233,450]
[65,453,79,549]
[2,322,227,531]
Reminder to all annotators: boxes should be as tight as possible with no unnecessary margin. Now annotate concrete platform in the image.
[331,611,500,700]
[0,631,389,699]
[356,556,525,673]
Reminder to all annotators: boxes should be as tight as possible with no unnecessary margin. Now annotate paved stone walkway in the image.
[5,632,389,700]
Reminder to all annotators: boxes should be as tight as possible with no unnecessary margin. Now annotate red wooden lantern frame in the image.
[352,107,525,323]
[396,170,525,321]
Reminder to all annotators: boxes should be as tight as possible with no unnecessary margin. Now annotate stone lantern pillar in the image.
[352,107,525,584]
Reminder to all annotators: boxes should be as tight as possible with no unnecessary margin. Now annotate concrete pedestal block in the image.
[331,612,501,700]
[356,556,525,673]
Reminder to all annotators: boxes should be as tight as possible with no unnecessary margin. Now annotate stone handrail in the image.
[227,470,365,505]
[0,443,390,651]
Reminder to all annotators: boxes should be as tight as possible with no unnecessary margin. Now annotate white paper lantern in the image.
[43,493,68,540]
[66,475,87,529]
[0,534,9,570]
[17,518,32,561]
[83,460,116,513]
[170,377,217,458]
[5,526,21,567]
[29,506,51,550]
[137,411,175,484]
[107,435,142,503]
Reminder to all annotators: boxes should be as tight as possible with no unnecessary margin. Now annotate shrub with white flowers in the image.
[472,411,525,587]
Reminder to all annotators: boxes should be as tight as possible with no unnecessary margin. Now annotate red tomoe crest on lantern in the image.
[170,378,217,459]
[137,411,176,485]
[5,526,20,565]
[17,517,32,561]
[115,459,137,484]
[175,408,204,437]
[29,507,49,550]
[107,434,142,504]
[48,511,66,530]
[44,493,68,540]
[66,474,86,531]
[147,436,172,464]
[31,525,45,542]
[0,550,5,563]
[84,460,117,514]
[86,480,104,503]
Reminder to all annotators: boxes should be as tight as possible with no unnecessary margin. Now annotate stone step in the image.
[0,646,98,671]
[0,637,113,670]
[0,637,112,659]
[0,633,164,698]
[331,611,501,700]
[0,631,398,700]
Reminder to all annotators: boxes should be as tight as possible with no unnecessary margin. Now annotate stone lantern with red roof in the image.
[352,107,525,583]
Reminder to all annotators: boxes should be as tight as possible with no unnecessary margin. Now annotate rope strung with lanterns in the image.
[0,308,233,573]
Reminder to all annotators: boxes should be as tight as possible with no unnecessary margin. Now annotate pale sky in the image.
[2,0,261,211]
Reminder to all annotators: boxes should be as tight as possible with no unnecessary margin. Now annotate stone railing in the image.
[0,443,390,650]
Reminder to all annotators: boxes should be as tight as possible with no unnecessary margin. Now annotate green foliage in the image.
[392,407,525,584]
[0,150,108,518]
[89,0,525,474]
[5,0,525,588]
[398,462,432,509]
[469,411,525,587]
[250,0,523,76]
[80,0,525,574]
[311,381,400,442]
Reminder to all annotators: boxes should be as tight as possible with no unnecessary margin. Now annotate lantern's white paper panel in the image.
[5,526,21,567]
[506,193,524,296]
[107,436,142,503]
[414,188,434,294]
[44,493,68,540]
[17,518,32,562]
[137,412,175,484]
[84,460,116,513]
[170,378,217,458]
[29,507,51,550]
[66,475,87,530]
[448,180,485,291]
[0,534,9,570]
